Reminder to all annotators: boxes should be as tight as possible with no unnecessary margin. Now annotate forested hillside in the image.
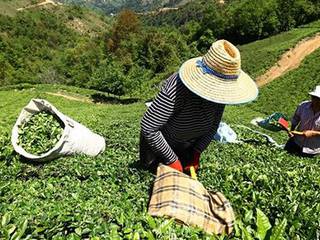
[2,0,320,99]
[0,4,195,98]
[60,0,191,14]
[143,0,320,44]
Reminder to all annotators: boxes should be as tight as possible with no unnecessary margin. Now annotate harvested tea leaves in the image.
[17,112,63,155]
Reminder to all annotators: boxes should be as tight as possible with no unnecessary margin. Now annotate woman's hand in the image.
[167,159,183,172]
[184,150,201,172]
[302,130,320,138]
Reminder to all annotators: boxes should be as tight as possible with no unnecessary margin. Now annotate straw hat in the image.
[179,40,258,104]
[309,86,320,98]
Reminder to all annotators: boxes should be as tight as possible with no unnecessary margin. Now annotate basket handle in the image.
[190,166,197,180]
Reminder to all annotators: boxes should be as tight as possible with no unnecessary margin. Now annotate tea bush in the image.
[0,86,319,239]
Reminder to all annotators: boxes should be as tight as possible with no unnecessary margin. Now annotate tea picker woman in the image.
[285,86,320,157]
[140,40,259,173]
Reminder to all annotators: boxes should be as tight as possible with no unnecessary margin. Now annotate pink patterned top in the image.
[292,101,320,155]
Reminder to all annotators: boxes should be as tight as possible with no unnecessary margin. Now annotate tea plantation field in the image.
[1,78,320,239]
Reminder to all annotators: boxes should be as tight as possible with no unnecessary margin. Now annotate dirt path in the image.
[45,92,92,103]
[137,7,179,16]
[17,0,62,11]
[256,34,320,87]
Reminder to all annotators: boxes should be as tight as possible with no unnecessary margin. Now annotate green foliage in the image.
[60,0,190,14]
[59,39,104,86]
[0,10,80,85]
[0,213,28,240]
[1,1,320,101]
[87,59,126,96]
[107,9,141,52]
[17,112,63,155]
[256,209,271,240]
[0,86,319,239]
[0,133,18,164]
[235,211,287,240]
[65,4,84,20]
[276,0,320,31]
[144,0,320,45]
[197,29,216,53]
[0,0,33,17]
[270,218,287,240]
[226,0,280,43]
[0,53,14,85]
[138,30,180,73]
[0,6,192,98]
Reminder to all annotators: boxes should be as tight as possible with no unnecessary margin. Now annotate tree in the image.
[197,29,216,53]
[88,60,126,97]
[277,0,320,31]
[0,53,14,85]
[226,0,280,43]
[107,9,141,52]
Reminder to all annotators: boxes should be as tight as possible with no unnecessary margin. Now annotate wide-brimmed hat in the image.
[309,86,320,98]
[179,40,258,104]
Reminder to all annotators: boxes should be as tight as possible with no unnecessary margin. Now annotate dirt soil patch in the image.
[45,92,92,103]
[256,34,320,87]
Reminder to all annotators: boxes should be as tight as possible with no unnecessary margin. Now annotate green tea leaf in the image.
[146,215,157,229]
[133,231,140,240]
[242,227,254,240]
[270,218,287,240]
[256,209,271,240]
[7,224,16,236]
[1,213,10,227]
[14,219,28,240]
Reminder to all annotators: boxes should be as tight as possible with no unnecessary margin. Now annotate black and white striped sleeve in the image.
[141,78,178,164]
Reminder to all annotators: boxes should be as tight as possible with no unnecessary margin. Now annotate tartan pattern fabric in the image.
[148,164,235,235]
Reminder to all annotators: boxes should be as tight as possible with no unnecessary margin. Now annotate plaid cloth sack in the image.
[148,164,235,235]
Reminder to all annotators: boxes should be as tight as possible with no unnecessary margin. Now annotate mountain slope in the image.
[0,1,111,87]
[59,0,193,13]
[0,0,33,16]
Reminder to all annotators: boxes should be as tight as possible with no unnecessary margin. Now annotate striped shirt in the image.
[292,101,320,155]
[141,73,225,164]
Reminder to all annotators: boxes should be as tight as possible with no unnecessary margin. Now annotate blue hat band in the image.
[196,60,238,80]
